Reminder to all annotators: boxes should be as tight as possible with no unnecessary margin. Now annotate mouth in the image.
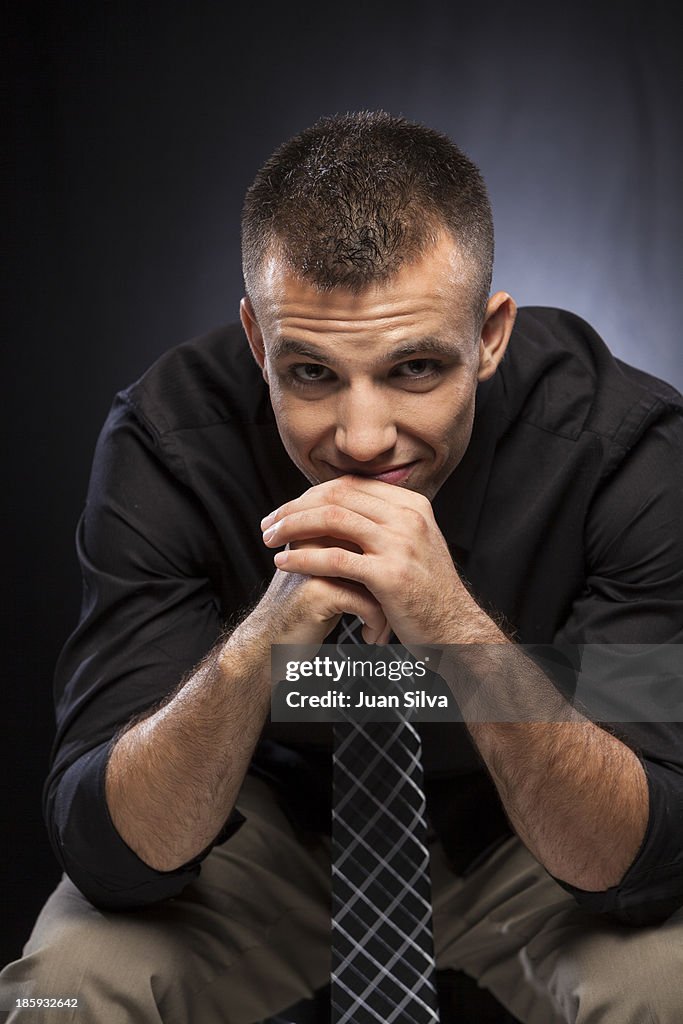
[325,460,419,484]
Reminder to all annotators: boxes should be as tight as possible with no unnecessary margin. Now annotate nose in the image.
[334,385,398,463]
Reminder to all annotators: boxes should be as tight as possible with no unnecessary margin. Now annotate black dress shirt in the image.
[45,308,683,925]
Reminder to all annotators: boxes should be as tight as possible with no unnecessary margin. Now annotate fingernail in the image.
[261,509,278,529]
[274,551,288,565]
[263,524,278,541]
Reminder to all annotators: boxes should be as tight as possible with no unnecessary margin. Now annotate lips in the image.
[326,461,418,484]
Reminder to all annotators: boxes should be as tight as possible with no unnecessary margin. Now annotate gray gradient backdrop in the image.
[3,0,682,966]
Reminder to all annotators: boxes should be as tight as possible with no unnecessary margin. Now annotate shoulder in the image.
[503,307,683,457]
[119,322,272,438]
[88,322,278,500]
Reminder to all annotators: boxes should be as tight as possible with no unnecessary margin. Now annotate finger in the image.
[362,620,393,645]
[261,476,429,531]
[262,506,381,552]
[274,545,370,588]
[343,598,388,645]
[375,621,394,645]
[308,577,389,642]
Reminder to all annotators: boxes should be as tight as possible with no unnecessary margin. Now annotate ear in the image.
[477,292,517,382]
[240,296,269,383]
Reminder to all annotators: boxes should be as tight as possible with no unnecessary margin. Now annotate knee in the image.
[566,912,683,1024]
[1,877,189,1021]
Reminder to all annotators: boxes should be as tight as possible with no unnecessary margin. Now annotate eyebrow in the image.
[269,335,464,367]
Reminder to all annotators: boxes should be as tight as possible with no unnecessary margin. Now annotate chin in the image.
[411,481,438,501]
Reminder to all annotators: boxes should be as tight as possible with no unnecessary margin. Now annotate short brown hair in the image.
[241,110,494,323]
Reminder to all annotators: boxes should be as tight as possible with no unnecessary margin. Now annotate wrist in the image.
[440,586,504,645]
[219,609,274,696]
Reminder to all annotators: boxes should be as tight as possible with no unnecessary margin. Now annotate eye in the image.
[394,359,442,379]
[290,363,334,383]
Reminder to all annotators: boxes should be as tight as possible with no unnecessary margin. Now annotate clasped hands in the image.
[260,475,468,648]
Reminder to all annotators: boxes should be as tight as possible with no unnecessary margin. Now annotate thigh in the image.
[431,834,683,1024]
[0,775,331,1024]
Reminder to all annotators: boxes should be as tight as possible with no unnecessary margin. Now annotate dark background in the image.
[3,0,682,967]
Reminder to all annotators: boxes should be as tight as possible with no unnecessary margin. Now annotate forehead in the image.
[253,235,477,344]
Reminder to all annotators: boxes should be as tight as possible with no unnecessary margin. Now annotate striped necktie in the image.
[331,615,440,1024]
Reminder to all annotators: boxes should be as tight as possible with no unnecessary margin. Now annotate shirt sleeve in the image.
[44,392,245,910]
[552,411,683,925]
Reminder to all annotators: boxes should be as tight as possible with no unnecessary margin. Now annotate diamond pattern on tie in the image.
[332,616,439,1024]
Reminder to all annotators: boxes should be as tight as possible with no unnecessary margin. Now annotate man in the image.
[2,111,683,1023]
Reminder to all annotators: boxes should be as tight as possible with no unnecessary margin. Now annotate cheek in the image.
[428,392,477,464]
[427,388,475,439]
[269,393,328,453]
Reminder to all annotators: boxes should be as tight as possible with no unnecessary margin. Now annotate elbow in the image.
[44,742,204,910]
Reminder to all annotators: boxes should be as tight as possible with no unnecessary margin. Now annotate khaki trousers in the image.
[1,773,682,1023]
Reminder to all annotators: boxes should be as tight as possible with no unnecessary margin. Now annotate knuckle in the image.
[303,574,323,596]
[302,578,333,616]
[305,576,329,604]
[328,547,349,573]
[407,506,428,533]
[326,480,348,505]
[322,478,339,499]
[325,504,347,528]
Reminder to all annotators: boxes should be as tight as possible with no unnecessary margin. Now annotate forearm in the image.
[441,616,649,891]
[469,716,648,890]
[105,613,272,872]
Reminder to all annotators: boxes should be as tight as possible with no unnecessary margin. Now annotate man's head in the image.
[242,110,493,328]
[240,111,515,501]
